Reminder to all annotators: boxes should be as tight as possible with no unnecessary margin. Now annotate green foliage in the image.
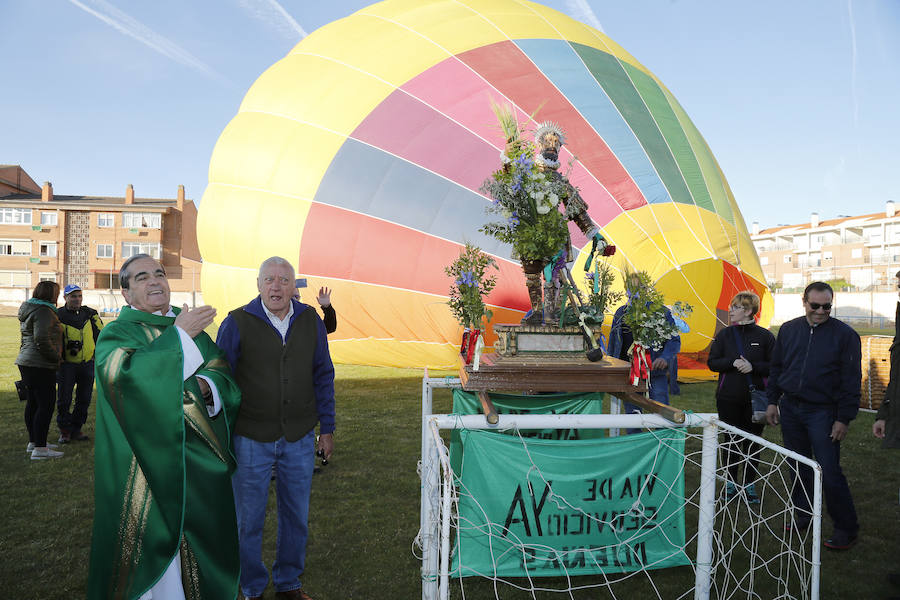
[824,278,850,290]
[489,98,521,144]
[559,258,623,328]
[621,269,685,352]
[444,243,498,330]
[478,113,571,262]
[582,258,623,325]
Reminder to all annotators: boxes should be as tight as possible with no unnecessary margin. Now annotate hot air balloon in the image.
[198,0,770,370]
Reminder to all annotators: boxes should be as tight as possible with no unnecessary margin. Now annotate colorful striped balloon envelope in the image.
[198,0,771,369]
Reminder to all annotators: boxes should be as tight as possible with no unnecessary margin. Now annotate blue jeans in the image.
[779,397,859,534]
[232,431,315,596]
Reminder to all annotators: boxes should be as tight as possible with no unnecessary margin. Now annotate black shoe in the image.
[824,530,857,550]
[888,572,900,587]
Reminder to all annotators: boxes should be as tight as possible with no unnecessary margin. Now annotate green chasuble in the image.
[87,306,241,600]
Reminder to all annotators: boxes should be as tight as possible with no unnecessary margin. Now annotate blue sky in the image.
[2,0,898,229]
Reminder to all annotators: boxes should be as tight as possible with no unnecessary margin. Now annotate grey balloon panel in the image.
[313,138,515,261]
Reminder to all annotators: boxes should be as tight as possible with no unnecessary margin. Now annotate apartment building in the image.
[750,201,900,291]
[0,165,201,292]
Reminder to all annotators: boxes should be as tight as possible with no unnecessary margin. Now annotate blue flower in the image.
[456,271,478,288]
[507,210,520,226]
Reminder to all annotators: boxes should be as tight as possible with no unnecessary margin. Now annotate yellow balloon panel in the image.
[207,113,346,198]
[198,185,310,272]
[239,54,394,136]
[699,210,739,265]
[658,259,725,351]
[329,338,458,369]
[603,204,724,279]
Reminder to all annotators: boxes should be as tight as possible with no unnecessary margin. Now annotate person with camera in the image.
[707,290,775,503]
[16,280,64,459]
[56,284,103,444]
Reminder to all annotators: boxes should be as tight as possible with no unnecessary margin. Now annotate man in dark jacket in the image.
[766,281,861,551]
[56,284,104,443]
[217,256,335,600]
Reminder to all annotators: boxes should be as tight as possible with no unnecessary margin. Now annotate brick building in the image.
[0,165,201,292]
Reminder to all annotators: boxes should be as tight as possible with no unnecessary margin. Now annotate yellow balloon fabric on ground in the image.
[199,0,768,369]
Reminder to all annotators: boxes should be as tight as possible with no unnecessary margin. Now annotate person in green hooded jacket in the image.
[87,254,241,600]
[16,280,63,460]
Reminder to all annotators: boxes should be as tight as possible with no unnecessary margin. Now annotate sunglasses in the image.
[807,302,832,311]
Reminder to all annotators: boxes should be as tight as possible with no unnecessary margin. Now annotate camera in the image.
[67,339,83,356]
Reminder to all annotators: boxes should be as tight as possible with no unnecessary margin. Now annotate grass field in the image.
[1,315,898,599]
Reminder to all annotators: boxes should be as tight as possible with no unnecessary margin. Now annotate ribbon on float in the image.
[472,333,485,371]
[543,248,568,283]
[629,342,652,386]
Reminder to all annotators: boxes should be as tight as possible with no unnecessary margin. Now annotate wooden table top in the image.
[459,352,646,394]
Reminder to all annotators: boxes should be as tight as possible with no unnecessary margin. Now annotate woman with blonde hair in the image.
[707,290,775,502]
[16,280,63,459]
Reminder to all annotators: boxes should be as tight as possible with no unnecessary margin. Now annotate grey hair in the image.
[258,256,295,280]
[120,253,164,289]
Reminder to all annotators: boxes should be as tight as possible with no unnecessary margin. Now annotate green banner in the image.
[451,428,689,578]
[450,389,606,475]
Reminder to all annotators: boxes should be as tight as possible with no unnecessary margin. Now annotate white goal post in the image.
[416,375,824,600]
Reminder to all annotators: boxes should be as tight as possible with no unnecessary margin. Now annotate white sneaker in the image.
[31,447,64,460]
[25,442,58,452]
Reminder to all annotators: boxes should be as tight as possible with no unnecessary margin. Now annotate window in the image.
[0,270,30,286]
[38,272,57,282]
[123,212,161,229]
[39,242,57,257]
[97,244,113,258]
[759,256,768,266]
[0,208,32,225]
[40,212,58,226]
[94,272,120,289]
[122,242,160,259]
[783,255,792,264]
[852,248,863,259]
[98,213,115,228]
[0,239,31,256]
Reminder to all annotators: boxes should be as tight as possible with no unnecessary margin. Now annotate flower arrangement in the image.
[580,259,624,326]
[556,256,622,328]
[620,270,685,352]
[444,243,498,330]
[478,104,572,262]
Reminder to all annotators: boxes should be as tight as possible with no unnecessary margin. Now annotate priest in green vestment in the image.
[87,254,241,600]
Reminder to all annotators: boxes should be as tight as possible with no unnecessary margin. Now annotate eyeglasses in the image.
[808,302,832,311]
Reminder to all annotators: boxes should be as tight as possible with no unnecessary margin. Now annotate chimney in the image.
[125,184,134,204]
[752,221,759,235]
[41,181,53,203]
[887,201,896,218]
[176,184,185,211]
[810,212,819,228]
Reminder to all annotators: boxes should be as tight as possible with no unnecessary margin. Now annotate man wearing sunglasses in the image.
[765,281,861,551]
